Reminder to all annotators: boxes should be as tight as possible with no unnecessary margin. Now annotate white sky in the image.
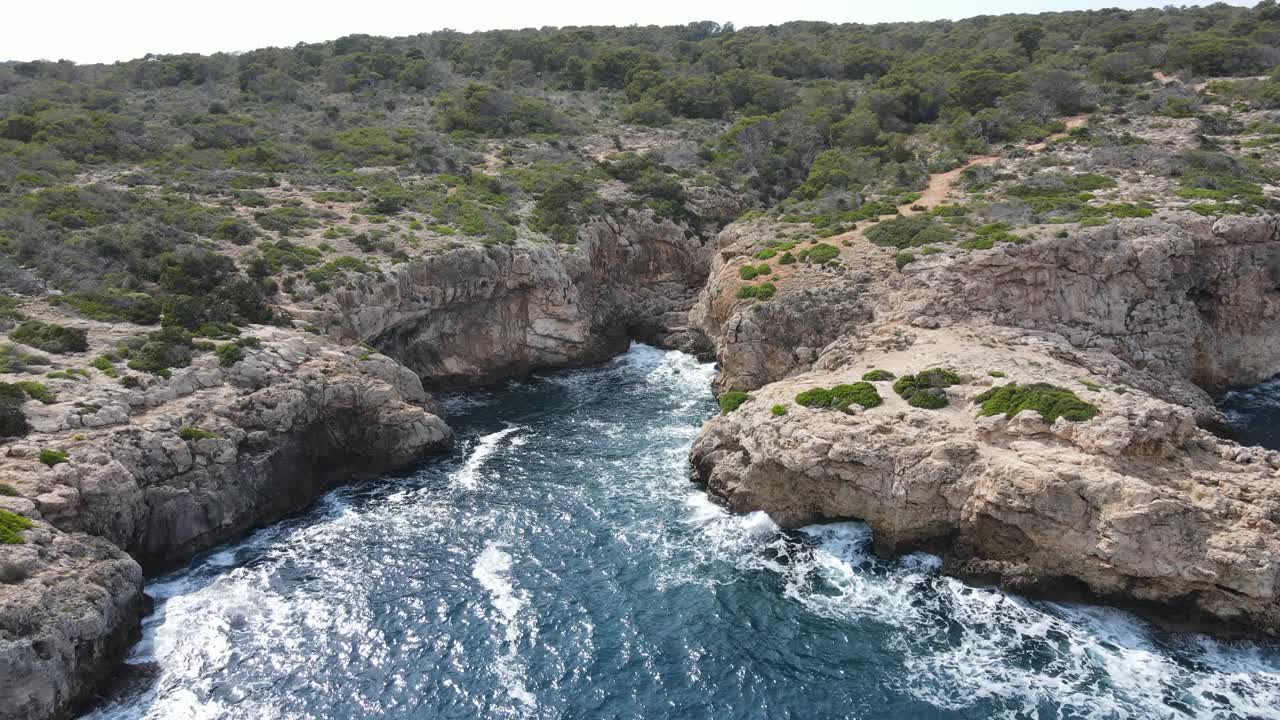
[4,0,1257,65]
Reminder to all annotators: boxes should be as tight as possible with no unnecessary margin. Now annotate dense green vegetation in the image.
[3,4,1280,330]
[974,382,1099,422]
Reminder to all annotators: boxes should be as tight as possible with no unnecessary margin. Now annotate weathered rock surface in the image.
[0,524,144,720]
[0,327,452,720]
[689,219,874,391]
[314,212,713,388]
[691,213,1280,634]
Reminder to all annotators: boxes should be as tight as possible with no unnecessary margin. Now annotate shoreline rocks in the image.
[689,213,1280,636]
[0,329,453,720]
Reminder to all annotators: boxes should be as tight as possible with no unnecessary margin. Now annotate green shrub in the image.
[738,264,772,280]
[895,252,916,269]
[908,391,949,409]
[795,388,834,407]
[216,338,257,367]
[862,369,896,381]
[213,218,257,244]
[893,368,960,409]
[866,217,954,249]
[15,381,55,404]
[0,508,34,544]
[830,382,882,410]
[718,391,749,414]
[0,483,16,496]
[38,449,68,467]
[770,404,787,416]
[799,243,839,264]
[0,344,48,374]
[91,355,119,377]
[178,426,221,441]
[988,370,1007,378]
[0,383,30,436]
[796,382,881,411]
[754,248,778,260]
[973,382,1099,423]
[778,251,796,265]
[121,326,195,376]
[735,282,777,300]
[10,321,88,354]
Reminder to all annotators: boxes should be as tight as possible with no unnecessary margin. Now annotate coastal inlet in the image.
[89,346,1280,720]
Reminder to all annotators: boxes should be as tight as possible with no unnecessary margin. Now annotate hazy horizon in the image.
[4,0,1257,65]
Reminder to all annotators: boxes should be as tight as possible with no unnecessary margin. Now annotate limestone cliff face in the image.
[0,528,143,720]
[317,212,712,387]
[688,219,873,392]
[913,213,1280,398]
[690,213,1280,634]
[0,328,452,720]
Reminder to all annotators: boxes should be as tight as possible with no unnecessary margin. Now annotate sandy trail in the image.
[898,113,1090,217]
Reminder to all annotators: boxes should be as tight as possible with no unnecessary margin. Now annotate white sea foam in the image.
[451,425,522,490]
[473,542,538,708]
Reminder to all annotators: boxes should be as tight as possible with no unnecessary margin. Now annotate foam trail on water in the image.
[451,426,522,490]
[472,542,538,708]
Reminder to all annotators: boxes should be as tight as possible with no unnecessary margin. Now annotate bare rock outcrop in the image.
[313,212,712,387]
[691,213,1280,634]
[0,327,452,720]
[688,219,875,391]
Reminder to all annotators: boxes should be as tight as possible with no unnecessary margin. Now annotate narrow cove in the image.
[87,346,1280,720]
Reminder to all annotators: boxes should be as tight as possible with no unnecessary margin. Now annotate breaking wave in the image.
[87,344,1280,720]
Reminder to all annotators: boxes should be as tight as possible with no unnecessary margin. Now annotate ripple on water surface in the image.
[88,345,1280,720]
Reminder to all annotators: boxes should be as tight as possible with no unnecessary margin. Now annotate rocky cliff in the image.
[312,211,713,388]
[0,328,452,720]
[0,208,718,720]
[690,212,1280,634]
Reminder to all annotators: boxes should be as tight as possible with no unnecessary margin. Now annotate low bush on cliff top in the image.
[14,381,55,404]
[38,449,67,467]
[738,263,772,280]
[866,217,955,249]
[796,382,882,412]
[861,369,895,381]
[178,426,221,441]
[0,382,30,437]
[736,282,777,300]
[9,320,89,354]
[797,243,840,264]
[719,390,749,414]
[893,368,960,409]
[119,327,197,377]
[974,382,1099,423]
[0,508,34,544]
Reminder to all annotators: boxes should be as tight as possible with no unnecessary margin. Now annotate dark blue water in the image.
[89,346,1280,720]
[1219,377,1280,450]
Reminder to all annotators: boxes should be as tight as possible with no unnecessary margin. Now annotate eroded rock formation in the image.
[314,212,713,387]
[690,212,1280,634]
[0,329,452,720]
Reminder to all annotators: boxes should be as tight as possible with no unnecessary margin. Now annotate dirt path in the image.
[897,113,1090,217]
